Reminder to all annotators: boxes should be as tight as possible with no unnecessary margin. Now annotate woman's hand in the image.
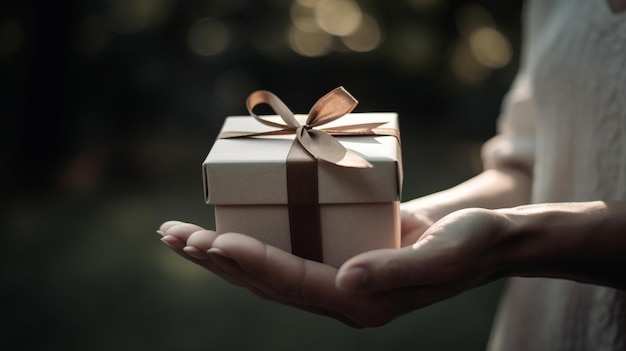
[158,207,510,327]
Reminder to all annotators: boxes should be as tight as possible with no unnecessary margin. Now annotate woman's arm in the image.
[496,201,626,290]
[403,166,532,220]
[399,166,532,245]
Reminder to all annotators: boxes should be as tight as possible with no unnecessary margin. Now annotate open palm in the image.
[159,207,506,327]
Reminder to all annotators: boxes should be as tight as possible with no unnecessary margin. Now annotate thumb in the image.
[335,245,433,291]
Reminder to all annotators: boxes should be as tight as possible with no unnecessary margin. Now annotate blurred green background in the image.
[2,0,523,350]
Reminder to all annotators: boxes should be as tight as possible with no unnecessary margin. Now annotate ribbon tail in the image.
[298,128,372,168]
[334,148,375,168]
[321,122,387,131]
[218,128,298,139]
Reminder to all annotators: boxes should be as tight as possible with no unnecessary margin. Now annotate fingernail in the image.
[183,246,209,260]
[336,267,368,290]
[161,235,185,250]
[207,248,231,259]
[156,229,165,236]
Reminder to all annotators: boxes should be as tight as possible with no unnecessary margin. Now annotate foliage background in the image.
[2,0,522,350]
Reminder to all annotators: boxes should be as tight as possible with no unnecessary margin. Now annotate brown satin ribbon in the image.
[219,87,399,262]
[285,138,323,261]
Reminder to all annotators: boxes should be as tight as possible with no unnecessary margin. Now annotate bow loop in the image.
[246,90,300,128]
[306,87,358,127]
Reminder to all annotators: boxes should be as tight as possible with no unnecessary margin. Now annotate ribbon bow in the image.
[220,86,396,168]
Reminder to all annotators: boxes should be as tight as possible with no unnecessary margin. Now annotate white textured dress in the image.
[481,0,626,349]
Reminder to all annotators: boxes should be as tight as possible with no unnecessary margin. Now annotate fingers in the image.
[159,221,205,250]
[156,222,402,327]
[337,248,412,291]
[210,233,340,304]
[158,222,346,306]
[337,234,460,292]
[158,220,226,274]
[204,240,374,326]
[209,233,394,326]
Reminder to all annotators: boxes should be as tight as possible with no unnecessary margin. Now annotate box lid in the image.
[203,113,402,205]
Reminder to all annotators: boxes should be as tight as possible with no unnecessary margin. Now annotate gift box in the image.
[202,87,403,267]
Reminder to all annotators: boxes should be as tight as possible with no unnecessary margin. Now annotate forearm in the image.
[403,166,532,222]
[497,201,626,290]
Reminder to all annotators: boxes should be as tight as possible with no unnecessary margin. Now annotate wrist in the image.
[495,203,585,277]
[494,201,626,287]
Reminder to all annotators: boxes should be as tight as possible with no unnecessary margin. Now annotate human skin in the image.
[158,166,626,328]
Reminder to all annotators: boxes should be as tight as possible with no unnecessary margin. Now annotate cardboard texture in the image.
[203,112,402,267]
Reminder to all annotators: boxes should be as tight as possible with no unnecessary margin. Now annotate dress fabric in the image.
[481,0,626,350]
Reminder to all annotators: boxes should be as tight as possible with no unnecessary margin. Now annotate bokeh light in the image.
[287,24,332,57]
[290,1,321,33]
[341,13,382,52]
[187,18,231,57]
[450,40,490,83]
[287,0,384,56]
[314,0,362,36]
[449,3,513,84]
[469,27,512,68]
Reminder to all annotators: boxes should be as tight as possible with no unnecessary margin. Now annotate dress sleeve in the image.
[481,70,536,173]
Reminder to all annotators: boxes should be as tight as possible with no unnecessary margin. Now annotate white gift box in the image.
[203,112,403,268]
